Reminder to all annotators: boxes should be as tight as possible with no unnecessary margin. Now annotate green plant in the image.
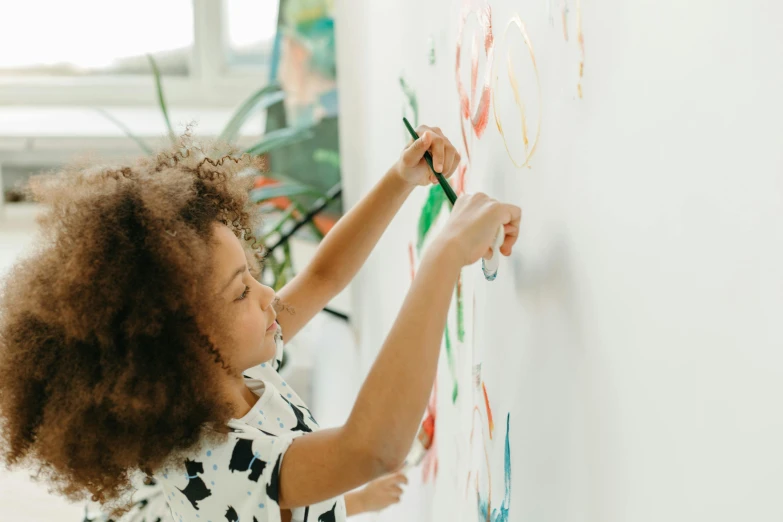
[99,54,341,290]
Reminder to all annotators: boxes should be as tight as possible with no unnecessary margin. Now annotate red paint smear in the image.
[455,1,495,155]
[472,86,492,138]
[455,162,468,196]
[482,381,495,440]
[422,378,438,483]
[459,107,471,162]
[408,242,416,282]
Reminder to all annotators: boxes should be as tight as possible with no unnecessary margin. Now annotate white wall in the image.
[336,0,783,520]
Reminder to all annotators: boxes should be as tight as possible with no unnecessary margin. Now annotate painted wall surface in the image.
[335,0,783,520]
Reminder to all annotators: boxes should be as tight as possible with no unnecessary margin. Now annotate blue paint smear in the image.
[476,413,511,522]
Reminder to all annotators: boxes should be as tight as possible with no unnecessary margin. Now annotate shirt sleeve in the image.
[160,430,300,522]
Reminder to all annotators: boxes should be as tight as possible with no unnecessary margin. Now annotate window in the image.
[225,0,280,70]
[0,0,280,107]
[0,1,193,77]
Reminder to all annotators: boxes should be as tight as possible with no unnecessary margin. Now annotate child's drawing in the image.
[466,374,511,522]
[456,1,495,161]
[478,414,511,522]
[492,14,542,168]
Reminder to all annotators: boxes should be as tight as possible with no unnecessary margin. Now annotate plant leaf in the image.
[417,184,447,252]
[244,127,315,156]
[249,183,323,204]
[292,201,324,241]
[147,54,176,144]
[94,108,153,154]
[261,171,322,192]
[313,148,340,169]
[262,205,298,241]
[219,83,285,143]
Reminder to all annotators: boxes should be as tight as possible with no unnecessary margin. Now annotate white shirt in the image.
[152,327,347,522]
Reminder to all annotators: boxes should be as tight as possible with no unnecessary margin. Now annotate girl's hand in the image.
[356,471,408,512]
[395,125,460,187]
[437,192,522,267]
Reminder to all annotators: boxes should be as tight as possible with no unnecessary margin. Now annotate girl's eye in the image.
[237,285,250,301]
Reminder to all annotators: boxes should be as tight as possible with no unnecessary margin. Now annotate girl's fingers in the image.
[431,138,446,173]
[500,224,520,255]
[402,131,432,167]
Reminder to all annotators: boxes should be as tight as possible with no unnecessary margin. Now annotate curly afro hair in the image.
[0,137,267,514]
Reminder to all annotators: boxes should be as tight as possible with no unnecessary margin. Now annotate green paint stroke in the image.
[457,273,465,342]
[417,184,447,253]
[443,324,459,403]
[399,76,419,127]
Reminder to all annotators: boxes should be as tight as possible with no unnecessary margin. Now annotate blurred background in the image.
[0,1,364,520]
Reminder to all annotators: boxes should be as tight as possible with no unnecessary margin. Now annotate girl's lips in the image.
[266,321,279,332]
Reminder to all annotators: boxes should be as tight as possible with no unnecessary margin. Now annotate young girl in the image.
[0,125,520,522]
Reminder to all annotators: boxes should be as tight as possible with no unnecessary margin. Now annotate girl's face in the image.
[207,223,279,372]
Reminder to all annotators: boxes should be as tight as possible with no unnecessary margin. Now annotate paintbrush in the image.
[401,117,505,281]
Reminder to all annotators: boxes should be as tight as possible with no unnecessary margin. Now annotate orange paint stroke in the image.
[577,0,584,98]
[482,381,495,439]
[408,241,416,282]
[456,1,495,158]
[469,403,492,521]
[459,106,471,162]
[493,14,542,169]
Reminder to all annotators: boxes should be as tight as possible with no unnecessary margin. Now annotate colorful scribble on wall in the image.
[455,1,548,169]
[402,76,462,404]
[467,372,511,522]
[548,0,585,97]
[465,374,511,522]
[478,414,511,522]
[456,0,495,161]
[492,14,542,169]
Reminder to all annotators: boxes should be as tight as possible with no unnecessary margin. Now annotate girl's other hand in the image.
[357,471,408,512]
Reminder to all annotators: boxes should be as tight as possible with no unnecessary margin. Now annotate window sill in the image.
[0,105,263,153]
